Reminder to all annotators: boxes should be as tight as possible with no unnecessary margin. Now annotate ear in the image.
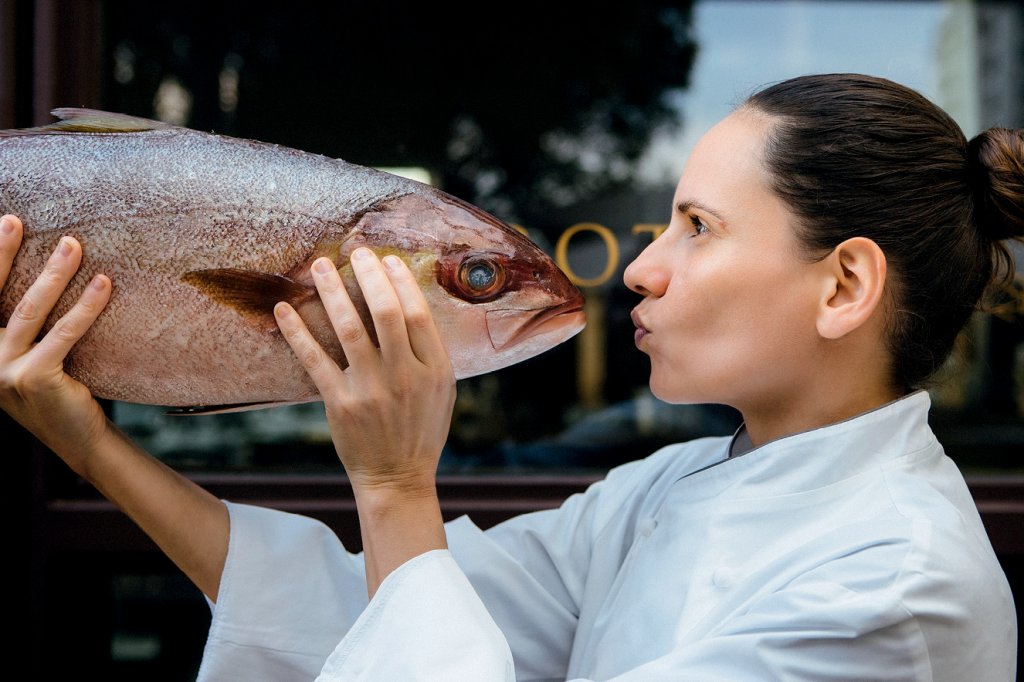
[816,237,887,340]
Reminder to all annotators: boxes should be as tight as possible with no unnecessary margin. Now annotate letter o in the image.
[555,223,620,288]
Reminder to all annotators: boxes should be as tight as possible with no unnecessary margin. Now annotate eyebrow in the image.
[676,199,726,223]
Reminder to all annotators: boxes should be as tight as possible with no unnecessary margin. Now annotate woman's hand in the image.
[274,247,455,595]
[275,247,456,493]
[0,215,113,471]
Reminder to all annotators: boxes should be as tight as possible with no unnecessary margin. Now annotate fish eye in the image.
[457,256,505,301]
[467,263,495,289]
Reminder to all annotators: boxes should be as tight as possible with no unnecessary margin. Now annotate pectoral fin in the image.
[181,268,315,329]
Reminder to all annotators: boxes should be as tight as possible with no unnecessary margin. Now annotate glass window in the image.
[22,2,1018,675]
[99,0,1023,476]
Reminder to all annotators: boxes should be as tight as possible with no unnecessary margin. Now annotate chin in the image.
[649,377,701,406]
[648,367,732,406]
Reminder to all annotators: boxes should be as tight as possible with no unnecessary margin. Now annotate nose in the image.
[624,238,669,297]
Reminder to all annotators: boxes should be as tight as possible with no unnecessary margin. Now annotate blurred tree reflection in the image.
[101,1,701,466]
[103,2,697,226]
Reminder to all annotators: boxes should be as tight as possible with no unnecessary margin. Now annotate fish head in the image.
[341,189,586,378]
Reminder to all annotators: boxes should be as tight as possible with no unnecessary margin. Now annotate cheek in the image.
[668,255,754,331]
[669,257,817,366]
[724,261,821,361]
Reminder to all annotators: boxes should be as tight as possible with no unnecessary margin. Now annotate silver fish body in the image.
[0,110,585,410]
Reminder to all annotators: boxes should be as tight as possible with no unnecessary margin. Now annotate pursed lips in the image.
[631,307,650,344]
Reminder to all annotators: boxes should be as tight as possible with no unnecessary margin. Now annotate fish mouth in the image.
[484,299,587,351]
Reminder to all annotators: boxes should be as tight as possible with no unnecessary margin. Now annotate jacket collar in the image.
[680,390,940,498]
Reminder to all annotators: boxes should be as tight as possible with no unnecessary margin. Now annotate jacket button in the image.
[712,567,736,588]
[636,518,658,538]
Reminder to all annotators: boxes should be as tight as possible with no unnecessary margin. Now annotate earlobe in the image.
[816,237,887,340]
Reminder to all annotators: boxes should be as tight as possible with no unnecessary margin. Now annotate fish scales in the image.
[0,110,586,410]
[2,127,417,405]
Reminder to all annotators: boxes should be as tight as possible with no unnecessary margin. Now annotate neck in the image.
[738,319,905,447]
[740,381,904,449]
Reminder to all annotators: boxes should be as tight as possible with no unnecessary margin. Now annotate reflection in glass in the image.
[101,1,1023,476]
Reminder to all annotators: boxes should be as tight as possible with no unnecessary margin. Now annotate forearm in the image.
[0,221,230,601]
[354,482,447,598]
[74,419,229,601]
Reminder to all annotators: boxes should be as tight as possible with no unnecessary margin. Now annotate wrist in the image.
[352,481,440,527]
[353,478,447,597]
[350,469,438,503]
[75,417,125,482]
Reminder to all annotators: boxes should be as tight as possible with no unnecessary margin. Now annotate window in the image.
[10,1,1022,676]
[95,1,1023,476]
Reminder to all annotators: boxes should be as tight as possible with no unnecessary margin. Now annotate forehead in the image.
[673,110,775,211]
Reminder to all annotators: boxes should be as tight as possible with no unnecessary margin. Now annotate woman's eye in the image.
[689,215,709,237]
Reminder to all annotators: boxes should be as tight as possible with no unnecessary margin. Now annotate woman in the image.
[1,74,1018,680]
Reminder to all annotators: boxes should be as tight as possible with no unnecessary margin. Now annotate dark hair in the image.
[743,73,1024,391]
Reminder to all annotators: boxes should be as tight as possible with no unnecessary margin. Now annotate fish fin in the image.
[0,109,175,136]
[166,400,315,416]
[181,268,315,327]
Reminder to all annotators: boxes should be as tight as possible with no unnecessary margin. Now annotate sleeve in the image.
[196,451,675,681]
[196,501,369,682]
[314,550,515,681]
[196,490,618,682]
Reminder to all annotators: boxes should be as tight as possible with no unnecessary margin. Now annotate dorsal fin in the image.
[0,108,175,137]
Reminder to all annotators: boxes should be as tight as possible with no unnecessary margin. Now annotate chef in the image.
[0,73,1017,680]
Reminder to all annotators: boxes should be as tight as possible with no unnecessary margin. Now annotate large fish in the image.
[0,109,585,412]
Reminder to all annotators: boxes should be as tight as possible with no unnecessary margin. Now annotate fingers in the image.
[346,248,412,366]
[309,256,378,368]
[274,301,343,394]
[32,274,111,368]
[381,254,449,370]
[4,235,83,351]
[0,215,23,292]
[284,247,448,388]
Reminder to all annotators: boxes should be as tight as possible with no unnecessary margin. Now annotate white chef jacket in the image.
[197,391,1017,681]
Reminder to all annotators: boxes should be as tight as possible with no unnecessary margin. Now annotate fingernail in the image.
[0,217,12,235]
[274,302,292,318]
[351,248,371,261]
[90,275,106,291]
[314,258,333,275]
[383,255,402,271]
[58,237,72,256]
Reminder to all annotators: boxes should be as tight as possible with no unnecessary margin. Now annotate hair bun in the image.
[967,127,1024,241]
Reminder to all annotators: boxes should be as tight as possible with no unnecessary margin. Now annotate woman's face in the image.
[624,110,826,412]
